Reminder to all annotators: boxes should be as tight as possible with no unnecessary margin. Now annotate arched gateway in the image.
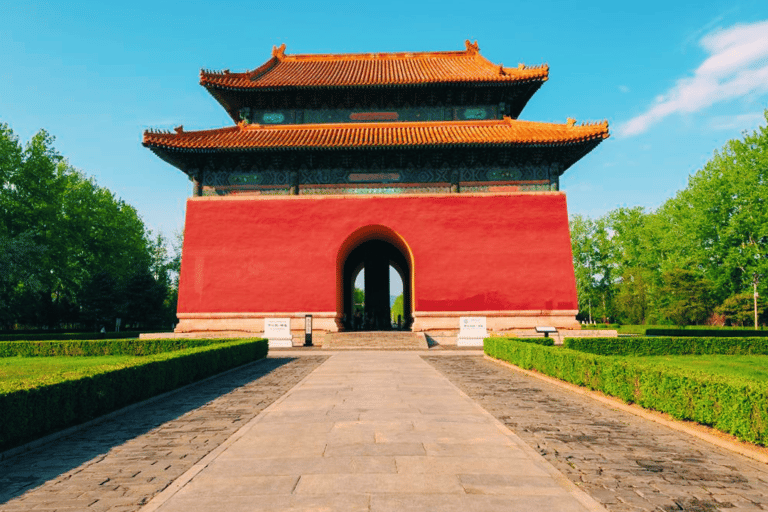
[143,41,608,346]
[338,225,414,331]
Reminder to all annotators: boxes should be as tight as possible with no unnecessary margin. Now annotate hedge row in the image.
[484,337,768,446]
[0,338,235,357]
[0,331,145,342]
[646,329,768,338]
[563,336,768,356]
[0,338,268,452]
[512,336,555,346]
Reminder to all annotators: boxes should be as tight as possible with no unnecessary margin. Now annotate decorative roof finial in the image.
[272,43,287,60]
[566,118,577,128]
[174,125,184,134]
[464,40,479,54]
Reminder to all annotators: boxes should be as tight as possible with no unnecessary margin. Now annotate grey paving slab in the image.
[424,355,768,512]
[370,493,597,512]
[145,352,604,512]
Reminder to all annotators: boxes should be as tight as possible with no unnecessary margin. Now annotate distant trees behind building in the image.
[0,123,179,331]
[572,111,768,326]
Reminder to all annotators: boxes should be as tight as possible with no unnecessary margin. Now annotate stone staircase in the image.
[324,331,428,350]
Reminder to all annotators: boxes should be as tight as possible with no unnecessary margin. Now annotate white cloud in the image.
[618,85,630,93]
[619,20,768,137]
[707,112,766,130]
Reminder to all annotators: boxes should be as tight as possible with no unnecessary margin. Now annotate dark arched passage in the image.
[337,226,413,331]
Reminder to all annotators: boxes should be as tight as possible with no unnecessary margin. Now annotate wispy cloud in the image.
[707,112,766,130]
[618,85,630,93]
[619,19,768,137]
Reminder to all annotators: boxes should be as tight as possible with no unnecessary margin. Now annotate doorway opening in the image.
[338,227,413,331]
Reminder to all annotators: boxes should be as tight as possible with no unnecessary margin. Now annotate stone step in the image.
[324,331,428,350]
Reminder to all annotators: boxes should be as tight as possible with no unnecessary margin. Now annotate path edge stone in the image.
[484,354,768,466]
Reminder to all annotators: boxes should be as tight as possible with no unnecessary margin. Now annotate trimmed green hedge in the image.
[563,337,768,356]
[507,336,555,346]
[0,331,146,342]
[0,338,237,357]
[484,337,768,446]
[646,328,768,338]
[0,338,268,452]
[580,323,621,330]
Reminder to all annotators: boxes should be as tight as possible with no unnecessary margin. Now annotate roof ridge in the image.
[199,41,547,80]
[241,118,516,132]
[143,124,240,142]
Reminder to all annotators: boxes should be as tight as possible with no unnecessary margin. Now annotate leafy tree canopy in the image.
[571,110,768,326]
[0,122,177,330]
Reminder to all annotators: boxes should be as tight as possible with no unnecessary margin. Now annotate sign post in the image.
[304,314,313,347]
[263,318,292,348]
[457,316,488,346]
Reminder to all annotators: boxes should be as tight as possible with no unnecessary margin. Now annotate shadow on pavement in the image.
[0,357,298,504]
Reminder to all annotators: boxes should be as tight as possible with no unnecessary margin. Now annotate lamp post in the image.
[754,273,762,329]
[304,314,313,346]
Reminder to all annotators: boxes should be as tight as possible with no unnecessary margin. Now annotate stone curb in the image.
[484,354,768,465]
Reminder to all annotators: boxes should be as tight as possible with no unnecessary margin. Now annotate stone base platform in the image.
[324,331,428,350]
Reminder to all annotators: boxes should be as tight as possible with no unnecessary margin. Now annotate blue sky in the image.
[2,0,768,247]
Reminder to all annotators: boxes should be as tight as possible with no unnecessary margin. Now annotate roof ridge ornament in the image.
[174,125,184,134]
[567,118,577,128]
[272,43,287,61]
[464,40,480,55]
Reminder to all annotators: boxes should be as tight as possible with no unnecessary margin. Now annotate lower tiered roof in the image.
[143,117,608,153]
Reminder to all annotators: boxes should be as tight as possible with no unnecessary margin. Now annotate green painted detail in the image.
[229,174,262,185]
[349,187,401,195]
[488,169,523,180]
[262,112,285,124]
[462,108,488,120]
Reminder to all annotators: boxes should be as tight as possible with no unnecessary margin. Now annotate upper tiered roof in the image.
[143,117,608,152]
[200,41,548,90]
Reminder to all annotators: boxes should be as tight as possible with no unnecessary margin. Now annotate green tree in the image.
[658,112,768,304]
[658,268,714,326]
[0,122,169,329]
[614,267,649,324]
[570,111,768,326]
[123,266,167,329]
[80,271,119,331]
[570,214,616,322]
[390,294,404,325]
[0,232,45,328]
[353,287,365,314]
[716,293,767,327]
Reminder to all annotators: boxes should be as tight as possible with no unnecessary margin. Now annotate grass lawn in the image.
[630,354,768,382]
[0,355,145,393]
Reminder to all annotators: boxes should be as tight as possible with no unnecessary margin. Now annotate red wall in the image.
[177,193,578,314]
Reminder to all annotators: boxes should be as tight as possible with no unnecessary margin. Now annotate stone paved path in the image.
[0,355,327,512]
[424,355,768,512]
[141,352,603,512]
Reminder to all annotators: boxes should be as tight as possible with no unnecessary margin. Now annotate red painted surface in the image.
[177,193,578,314]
